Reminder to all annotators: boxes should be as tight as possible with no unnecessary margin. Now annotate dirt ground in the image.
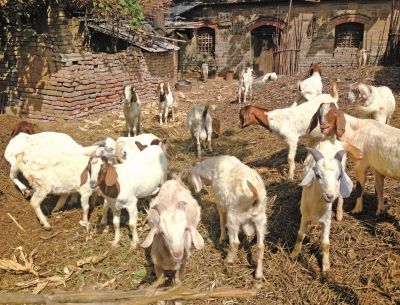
[0,66,399,304]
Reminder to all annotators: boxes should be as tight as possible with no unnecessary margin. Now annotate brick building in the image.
[0,4,177,121]
[167,0,392,76]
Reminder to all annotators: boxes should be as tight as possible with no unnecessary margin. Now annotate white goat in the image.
[308,102,400,216]
[187,104,220,158]
[141,174,204,288]
[238,67,254,104]
[115,133,163,162]
[122,85,141,137]
[296,63,323,104]
[4,132,113,197]
[290,140,353,272]
[201,62,209,82]
[190,155,267,279]
[356,48,368,67]
[159,82,174,124]
[348,82,396,124]
[239,80,338,180]
[262,72,278,82]
[15,150,103,229]
[93,145,168,248]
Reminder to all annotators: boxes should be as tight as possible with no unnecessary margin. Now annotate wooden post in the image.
[153,9,166,36]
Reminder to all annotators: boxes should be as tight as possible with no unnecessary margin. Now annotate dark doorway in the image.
[251,26,279,75]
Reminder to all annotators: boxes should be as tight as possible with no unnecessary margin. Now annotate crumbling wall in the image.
[0,8,176,121]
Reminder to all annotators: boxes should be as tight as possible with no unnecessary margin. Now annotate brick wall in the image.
[0,7,176,121]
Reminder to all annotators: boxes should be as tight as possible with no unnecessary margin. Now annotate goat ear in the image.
[299,168,315,187]
[191,172,203,193]
[80,160,91,186]
[342,142,363,160]
[340,172,353,198]
[336,110,346,138]
[189,227,205,250]
[80,168,88,186]
[141,227,159,248]
[105,165,118,187]
[307,108,320,135]
[150,139,161,146]
[135,141,147,151]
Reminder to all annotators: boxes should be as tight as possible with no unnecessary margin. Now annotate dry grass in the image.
[0,66,399,304]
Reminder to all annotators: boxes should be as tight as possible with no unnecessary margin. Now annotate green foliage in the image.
[93,0,144,28]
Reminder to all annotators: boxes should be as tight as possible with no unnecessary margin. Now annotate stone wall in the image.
[179,0,391,73]
[0,7,177,121]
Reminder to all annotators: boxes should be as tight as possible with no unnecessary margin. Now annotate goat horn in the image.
[307,148,324,162]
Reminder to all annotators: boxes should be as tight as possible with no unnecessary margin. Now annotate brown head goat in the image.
[10,121,34,139]
[239,80,339,180]
[306,101,400,217]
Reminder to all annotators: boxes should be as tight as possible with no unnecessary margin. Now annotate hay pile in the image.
[0,66,399,304]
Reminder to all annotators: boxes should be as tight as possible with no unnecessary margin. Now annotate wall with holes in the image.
[178,0,391,74]
[0,8,176,121]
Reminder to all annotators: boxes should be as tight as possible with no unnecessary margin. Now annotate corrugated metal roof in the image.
[88,22,179,53]
[167,2,202,17]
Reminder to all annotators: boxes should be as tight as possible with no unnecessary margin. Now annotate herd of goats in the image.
[3,62,398,290]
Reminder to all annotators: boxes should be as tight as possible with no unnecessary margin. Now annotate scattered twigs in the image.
[0,247,38,277]
[7,213,26,232]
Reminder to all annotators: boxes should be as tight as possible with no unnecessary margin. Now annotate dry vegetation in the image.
[0,66,399,304]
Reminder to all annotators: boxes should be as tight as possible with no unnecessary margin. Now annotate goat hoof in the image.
[290,251,299,260]
[375,207,387,216]
[350,207,362,214]
[255,268,263,280]
[43,224,52,231]
[225,253,235,264]
[79,220,89,228]
[23,189,32,198]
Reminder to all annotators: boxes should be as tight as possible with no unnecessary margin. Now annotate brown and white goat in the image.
[10,121,34,139]
[308,102,400,216]
[239,80,338,180]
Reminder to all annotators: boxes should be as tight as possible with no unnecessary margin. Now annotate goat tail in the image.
[202,104,210,120]
[246,179,265,208]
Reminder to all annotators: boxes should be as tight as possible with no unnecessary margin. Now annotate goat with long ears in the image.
[307,102,400,216]
[239,79,339,180]
[141,175,204,288]
[291,140,353,272]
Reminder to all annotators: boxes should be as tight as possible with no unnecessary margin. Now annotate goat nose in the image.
[90,181,96,188]
[173,250,184,260]
[325,192,335,201]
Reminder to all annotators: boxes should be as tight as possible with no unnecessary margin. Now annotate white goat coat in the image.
[298,72,323,101]
[194,155,266,234]
[187,104,213,142]
[342,115,400,178]
[357,86,395,124]
[115,133,162,162]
